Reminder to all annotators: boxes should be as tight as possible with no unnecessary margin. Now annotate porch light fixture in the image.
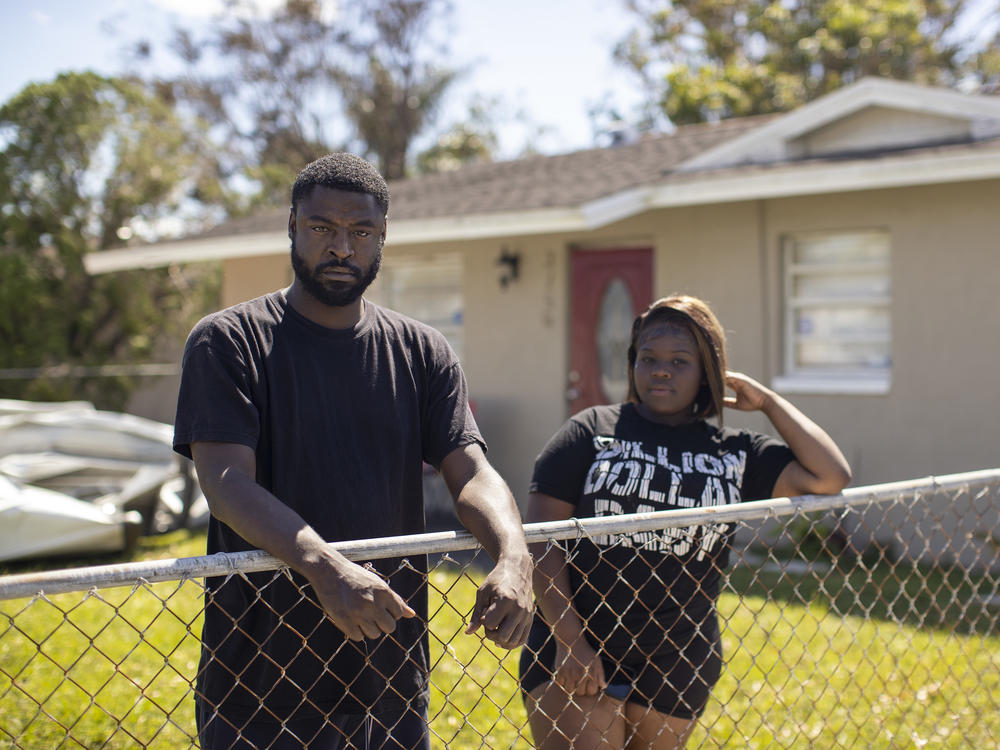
[496,246,520,289]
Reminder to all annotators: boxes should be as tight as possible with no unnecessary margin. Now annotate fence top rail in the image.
[1,468,997,601]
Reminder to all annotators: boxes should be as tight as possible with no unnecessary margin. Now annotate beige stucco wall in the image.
[387,237,571,503]
[755,179,1000,564]
[222,254,291,307]
[208,177,999,517]
[450,180,1000,500]
[441,203,776,502]
[761,179,1000,485]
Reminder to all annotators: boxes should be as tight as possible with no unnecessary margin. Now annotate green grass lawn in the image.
[2,533,998,748]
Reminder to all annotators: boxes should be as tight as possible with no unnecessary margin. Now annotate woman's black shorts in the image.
[518,615,722,720]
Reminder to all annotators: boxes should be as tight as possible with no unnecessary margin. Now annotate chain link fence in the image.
[1,469,998,748]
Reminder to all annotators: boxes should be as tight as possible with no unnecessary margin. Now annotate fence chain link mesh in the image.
[1,470,998,748]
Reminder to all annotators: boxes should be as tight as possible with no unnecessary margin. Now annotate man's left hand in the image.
[465,554,533,649]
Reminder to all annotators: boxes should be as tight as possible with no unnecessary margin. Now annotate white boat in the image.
[0,475,143,563]
[0,400,206,562]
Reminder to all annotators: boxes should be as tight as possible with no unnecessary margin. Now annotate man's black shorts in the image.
[196,701,431,749]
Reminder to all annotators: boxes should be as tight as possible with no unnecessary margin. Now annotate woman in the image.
[518,294,850,749]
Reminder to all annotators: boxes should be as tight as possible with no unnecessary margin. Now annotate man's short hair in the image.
[291,153,390,215]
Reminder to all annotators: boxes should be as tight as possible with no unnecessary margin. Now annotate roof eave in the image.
[678,78,1000,172]
[649,143,1000,208]
[83,147,1000,275]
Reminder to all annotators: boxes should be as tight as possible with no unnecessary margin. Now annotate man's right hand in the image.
[310,558,416,641]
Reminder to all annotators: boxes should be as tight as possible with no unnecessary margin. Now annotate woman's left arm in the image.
[726,371,852,497]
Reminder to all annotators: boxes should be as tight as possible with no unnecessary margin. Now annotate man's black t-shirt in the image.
[529,403,794,656]
[173,291,483,720]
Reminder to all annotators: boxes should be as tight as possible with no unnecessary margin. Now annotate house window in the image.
[774,230,890,394]
[367,253,465,360]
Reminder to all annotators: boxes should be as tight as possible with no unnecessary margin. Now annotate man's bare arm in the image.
[439,443,534,649]
[191,441,414,641]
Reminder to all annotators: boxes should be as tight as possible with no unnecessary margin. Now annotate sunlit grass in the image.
[1,535,998,748]
[426,562,531,748]
[700,591,1000,748]
[0,576,203,747]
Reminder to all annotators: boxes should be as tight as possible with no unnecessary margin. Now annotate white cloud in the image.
[31,11,53,26]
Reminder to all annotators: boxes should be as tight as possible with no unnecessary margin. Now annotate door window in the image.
[597,278,635,403]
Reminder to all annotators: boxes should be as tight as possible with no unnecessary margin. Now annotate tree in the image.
[615,0,1000,125]
[414,95,499,173]
[971,10,1000,94]
[0,72,220,409]
[334,0,462,178]
[126,0,345,207]
[129,0,470,191]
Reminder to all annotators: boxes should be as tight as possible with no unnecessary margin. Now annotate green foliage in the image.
[616,0,1000,124]
[415,123,495,173]
[0,72,221,409]
[973,18,1000,94]
[334,0,463,178]
[143,0,343,206]
[415,97,500,173]
[132,0,480,189]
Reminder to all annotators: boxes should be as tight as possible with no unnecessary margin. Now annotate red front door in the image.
[568,248,653,415]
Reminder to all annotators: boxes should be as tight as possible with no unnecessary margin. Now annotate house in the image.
[87,77,1000,510]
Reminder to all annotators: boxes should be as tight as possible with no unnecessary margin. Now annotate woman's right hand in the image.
[553,633,607,696]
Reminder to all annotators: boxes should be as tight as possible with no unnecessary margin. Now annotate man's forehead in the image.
[298,185,386,215]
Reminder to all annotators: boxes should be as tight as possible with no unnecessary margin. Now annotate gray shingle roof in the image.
[388,115,775,219]
[161,110,1000,244]
[197,115,775,238]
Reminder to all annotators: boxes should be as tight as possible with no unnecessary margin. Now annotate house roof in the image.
[184,113,774,237]
[681,77,1000,171]
[84,78,1000,274]
[388,114,775,220]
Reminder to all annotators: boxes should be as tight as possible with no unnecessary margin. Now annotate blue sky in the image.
[0,0,643,157]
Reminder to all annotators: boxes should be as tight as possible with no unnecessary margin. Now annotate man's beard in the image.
[290,236,383,308]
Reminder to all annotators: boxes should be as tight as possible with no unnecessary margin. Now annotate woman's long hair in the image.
[626,294,728,424]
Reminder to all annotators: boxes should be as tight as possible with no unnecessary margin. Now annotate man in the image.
[173,153,533,749]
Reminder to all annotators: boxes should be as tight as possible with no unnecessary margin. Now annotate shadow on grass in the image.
[726,548,1000,637]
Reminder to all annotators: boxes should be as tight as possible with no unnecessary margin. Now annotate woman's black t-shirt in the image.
[530,403,793,656]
